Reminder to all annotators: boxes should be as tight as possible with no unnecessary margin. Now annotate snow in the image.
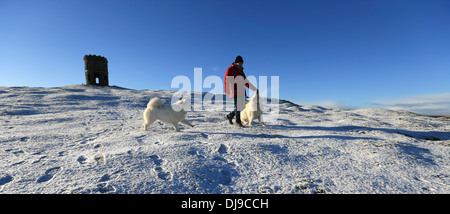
[0,85,449,193]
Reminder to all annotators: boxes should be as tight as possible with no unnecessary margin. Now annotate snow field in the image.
[0,85,448,193]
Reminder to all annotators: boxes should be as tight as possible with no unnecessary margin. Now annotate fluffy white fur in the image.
[240,92,265,127]
[142,98,194,132]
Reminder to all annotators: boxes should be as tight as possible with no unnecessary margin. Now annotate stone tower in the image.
[84,54,109,86]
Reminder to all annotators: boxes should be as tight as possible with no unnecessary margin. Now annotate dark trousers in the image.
[228,95,241,124]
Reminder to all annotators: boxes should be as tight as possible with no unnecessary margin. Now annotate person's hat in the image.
[235,55,244,63]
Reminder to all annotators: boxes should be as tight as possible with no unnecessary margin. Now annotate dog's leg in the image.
[258,115,266,127]
[180,119,194,127]
[247,112,253,126]
[240,112,248,126]
[240,117,247,126]
[172,123,180,132]
[142,116,157,131]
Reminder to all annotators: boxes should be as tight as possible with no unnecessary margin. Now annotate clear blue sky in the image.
[1,0,449,114]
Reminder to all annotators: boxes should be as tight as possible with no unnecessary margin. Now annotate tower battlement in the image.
[84,54,109,86]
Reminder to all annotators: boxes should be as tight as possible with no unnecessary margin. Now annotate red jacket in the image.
[224,63,256,98]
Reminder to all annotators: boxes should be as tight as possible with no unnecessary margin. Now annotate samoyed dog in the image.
[240,91,265,127]
[142,97,194,132]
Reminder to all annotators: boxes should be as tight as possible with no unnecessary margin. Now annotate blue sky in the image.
[1,0,449,115]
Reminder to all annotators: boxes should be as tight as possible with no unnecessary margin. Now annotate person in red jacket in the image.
[224,55,257,127]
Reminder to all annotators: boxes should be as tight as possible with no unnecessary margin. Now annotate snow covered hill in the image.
[0,85,449,193]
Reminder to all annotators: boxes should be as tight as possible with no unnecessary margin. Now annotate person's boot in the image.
[226,114,234,125]
[235,111,244,127]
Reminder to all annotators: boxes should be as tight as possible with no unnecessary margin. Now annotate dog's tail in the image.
[147,97,163,109]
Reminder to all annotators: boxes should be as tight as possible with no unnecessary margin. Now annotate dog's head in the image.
[248,91,261,111]
[175,98,186,104]
[250,91,259,101]
[173,98,191,112]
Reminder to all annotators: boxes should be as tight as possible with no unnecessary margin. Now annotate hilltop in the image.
[0,85,448,193]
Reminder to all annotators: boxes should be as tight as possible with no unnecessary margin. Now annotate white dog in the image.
[142,98,194,132]
[240,91,265,127]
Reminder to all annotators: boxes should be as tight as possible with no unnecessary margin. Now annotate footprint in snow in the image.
[95,154,106,165]
[149,154,166,166]
[187,148,205,159]
[32,156,48,164]
[200,133,208,139]
[218,144,228,154]
[37,167,61,183]
[149,155,172,180]
[154,167,172,180]
[58,151,68,156]
[0,175,14,189]
[135,135,146,143]
[99,169,125,182]
[96,182,116,193]
[9,149,25,157]
[77,156,87,164]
